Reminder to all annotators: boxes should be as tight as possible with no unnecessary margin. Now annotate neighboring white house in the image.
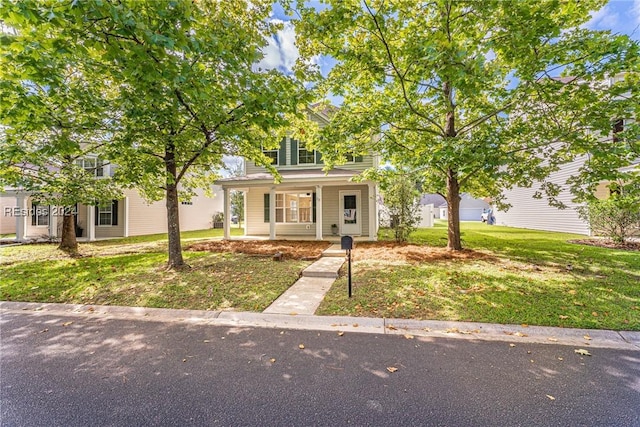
[216,110,380,240]
[1,157,224,242]
[431,193,490,221]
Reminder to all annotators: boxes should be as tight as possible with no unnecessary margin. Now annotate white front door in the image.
[339,190,361,236]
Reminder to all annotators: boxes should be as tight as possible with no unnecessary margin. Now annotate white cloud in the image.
[633,0,640,25]
[257,21,299,73]
[584,4,619,29]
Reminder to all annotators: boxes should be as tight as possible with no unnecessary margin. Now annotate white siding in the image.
[494,157,590,235]
[0,196,16,234]
[179,186,224,231]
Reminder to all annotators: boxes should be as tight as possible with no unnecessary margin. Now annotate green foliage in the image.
[1,0,310,266]
[294,0,639,249]
[577,183,640,243]
[378,170,421,242]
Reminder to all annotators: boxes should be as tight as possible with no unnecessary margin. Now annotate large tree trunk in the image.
[446,168,462,251]
[165,143,185,269]
[58,211,78,252]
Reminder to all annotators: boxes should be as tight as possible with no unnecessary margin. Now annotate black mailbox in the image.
[341,235,354,250]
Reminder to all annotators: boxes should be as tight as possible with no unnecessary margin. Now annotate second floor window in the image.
[298,141,315,164]
[77,158,104,177]
[262,147,279,165]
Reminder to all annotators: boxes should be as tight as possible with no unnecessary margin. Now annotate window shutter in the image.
[264,193,270,222]
[355,155,364,163]
[278,138,287,166]
[112,200,118,226]
[291,139,298,165]
[95,206,99,226]
[31,205,36,226]
[312,192,317,223]
[315,151,323,164]
[613,119,624,143]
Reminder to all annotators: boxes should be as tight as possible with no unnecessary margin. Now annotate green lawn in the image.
[0,227,310,312]
[318,221,640,330]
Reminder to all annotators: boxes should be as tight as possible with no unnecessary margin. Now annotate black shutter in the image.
[312,192,317,223]
[31,204,36,226]
[613,119,624,143]
[278,138,287,166]
[95,206,99,226]
[291,139,298,165]
[355,155,364,163]
[315,151,323,164]
[264,193,270,222]
[112,200,118,226]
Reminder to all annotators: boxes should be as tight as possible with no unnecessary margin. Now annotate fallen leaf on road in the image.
[509,344,516,348]
[404,334,414,340]
[40,329,49,333]
[446,328,459,334]
[62,321,73,327]
[546,395,556,401]
[338,332,345,336]
[182,359,187,362]
[548,338,558,342]
[270,358,276,363]
[583,335,591,341]
[423,327,431,332]
[386,367,398,373]
[298,344,305,349]
[521,324,529,328]
[557,357,564,361]
[387,325,397,330]
[514,332,528,337]
[203,340,210,343]
[574,349,591,356]
[352,323,359,328]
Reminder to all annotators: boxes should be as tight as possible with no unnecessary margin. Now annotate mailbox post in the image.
[341,236,354,298]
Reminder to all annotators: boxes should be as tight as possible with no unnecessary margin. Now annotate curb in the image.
[1,301,638,350]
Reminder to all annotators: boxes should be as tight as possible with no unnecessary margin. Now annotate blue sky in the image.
[262,0,640,82]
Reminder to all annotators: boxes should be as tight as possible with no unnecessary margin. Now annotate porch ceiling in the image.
[217,168,370,189]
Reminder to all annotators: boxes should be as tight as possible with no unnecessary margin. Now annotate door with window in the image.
[339,190,361,235]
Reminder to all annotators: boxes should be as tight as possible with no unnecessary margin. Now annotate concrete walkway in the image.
[263,244,345,315]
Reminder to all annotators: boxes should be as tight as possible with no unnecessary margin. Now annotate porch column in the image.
[123,197,130,237]
[368,183,376,241]
[269,187,276,240]
[223,187,230,240]
[15,194,27,242]
[49,206,58,238]
[315,185,323,240]
[86,204,95,241]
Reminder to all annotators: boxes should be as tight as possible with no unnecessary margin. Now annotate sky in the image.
[259,0,640,92]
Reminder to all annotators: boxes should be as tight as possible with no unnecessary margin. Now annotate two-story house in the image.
[1,156,224,242]
[216,112,380,241]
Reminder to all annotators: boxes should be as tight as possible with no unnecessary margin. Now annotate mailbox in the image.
[341,235,354,250]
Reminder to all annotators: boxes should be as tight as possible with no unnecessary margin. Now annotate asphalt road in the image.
[1,310,639,427]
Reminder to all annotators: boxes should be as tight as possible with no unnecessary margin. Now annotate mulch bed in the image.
[188,239,491,262]
[568,239,640,251]
[187,240,332,260]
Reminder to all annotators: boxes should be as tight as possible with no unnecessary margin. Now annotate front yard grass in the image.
[0,228,310,312]
[317,221,640,331]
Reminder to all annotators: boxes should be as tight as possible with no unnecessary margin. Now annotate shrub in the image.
[578,195,640,244]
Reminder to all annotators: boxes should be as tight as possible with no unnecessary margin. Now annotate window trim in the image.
[261,145,279,166]
[77,157,107,177]
[32,204,49,227]
[297,141,316,165]
[274,191,314,224]
[97,202,113,226]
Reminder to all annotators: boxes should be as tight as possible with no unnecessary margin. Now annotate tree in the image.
[2,0,309,268]
[295,0,639,250]
[0,22,120,252]
[379,170,421,242]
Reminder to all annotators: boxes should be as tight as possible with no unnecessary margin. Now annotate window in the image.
[344,154,355,162]
[95,200,118,226]
[274,193,313,223]
[298,141,315,164]
[262,146,279,165]
[77,158,105,177]
[31,204,49,226]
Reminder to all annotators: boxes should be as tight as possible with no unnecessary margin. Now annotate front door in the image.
[339,190,361,236]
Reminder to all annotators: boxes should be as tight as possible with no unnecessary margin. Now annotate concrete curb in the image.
[2,301,638,350]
